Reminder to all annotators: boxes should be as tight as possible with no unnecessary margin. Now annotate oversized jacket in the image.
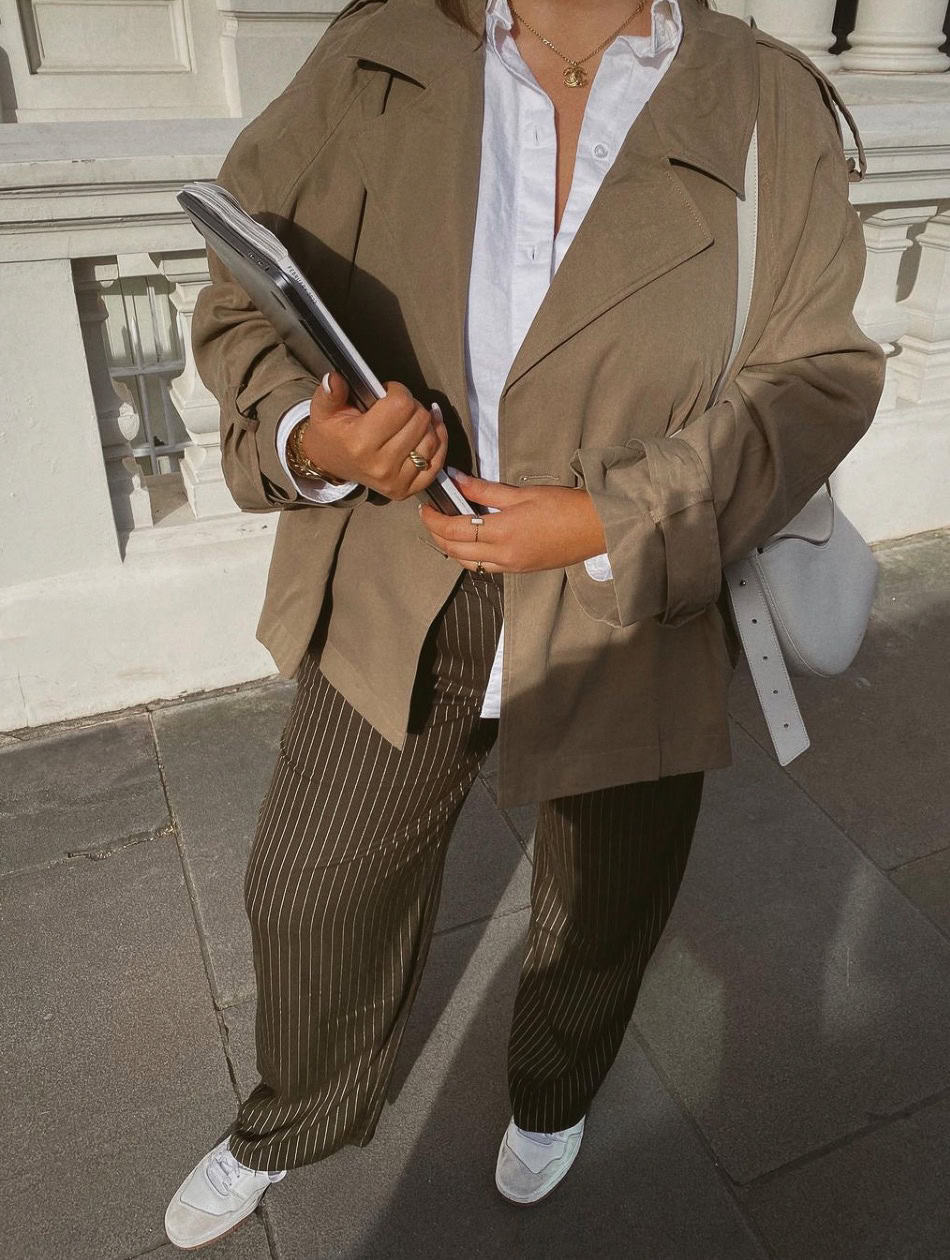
[191,0,887,808]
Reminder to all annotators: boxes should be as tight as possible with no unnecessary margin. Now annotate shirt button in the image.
[593,142,609,159]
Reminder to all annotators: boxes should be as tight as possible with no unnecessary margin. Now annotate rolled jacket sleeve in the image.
[188,41,372,516]
[566,84,886,630]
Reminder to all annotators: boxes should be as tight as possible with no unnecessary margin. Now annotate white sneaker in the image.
[494,1115,586,1205]
[164,1137,287,1250]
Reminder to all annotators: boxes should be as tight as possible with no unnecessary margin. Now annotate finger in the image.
[395,420,449,500]
[381,403,438,463]
[407,421,441,466]
[449,469,524,509]
[359,381,419,446]
[308,369,351,421]
[419,412,449,475]
[419,502,505,544]
[413,415,446,488]
[397,421,444,491]
[421,537,503,565]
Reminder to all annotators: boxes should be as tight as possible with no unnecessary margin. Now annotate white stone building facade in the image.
[0,0,948,730]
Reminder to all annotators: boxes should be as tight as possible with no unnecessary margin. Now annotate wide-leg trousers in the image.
[228,569,705,1172]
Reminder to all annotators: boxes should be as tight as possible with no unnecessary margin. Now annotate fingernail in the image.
[321,371,332,395]
[431,401,443,420]
[448,465,468,480]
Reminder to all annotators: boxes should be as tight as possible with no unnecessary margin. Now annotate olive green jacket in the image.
[191,0,886,807]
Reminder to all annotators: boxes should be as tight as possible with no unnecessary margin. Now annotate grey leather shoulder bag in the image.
[695,118,879,766]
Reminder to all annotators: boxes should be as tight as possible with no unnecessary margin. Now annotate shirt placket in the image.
[501,44,558,348]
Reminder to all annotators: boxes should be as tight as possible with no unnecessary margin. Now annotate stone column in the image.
[0,257,121,587]
[839,0,950,74]
[749,0,840,71]
[854,207,939,412]
[893,210,950,405]
[156,251,238,520]
[74,258,153,534]
[714,0,750,18]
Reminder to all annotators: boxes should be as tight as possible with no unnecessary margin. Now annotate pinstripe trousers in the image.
[228,569,704,1172]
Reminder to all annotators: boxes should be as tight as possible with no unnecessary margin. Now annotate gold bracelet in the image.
[286,419,345,485]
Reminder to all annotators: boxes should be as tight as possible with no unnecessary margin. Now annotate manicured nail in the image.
[321,371,332,395]
[431,401,443,420]
[447,465,466,480]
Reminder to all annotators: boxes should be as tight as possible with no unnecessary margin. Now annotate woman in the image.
[165,0,885,1247]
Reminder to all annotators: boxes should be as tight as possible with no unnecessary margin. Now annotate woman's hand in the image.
[300,371,448,500]
[419,471,608,574]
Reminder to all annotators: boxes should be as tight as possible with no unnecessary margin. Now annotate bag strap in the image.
[710,119,758,408]
[719,110,811,766]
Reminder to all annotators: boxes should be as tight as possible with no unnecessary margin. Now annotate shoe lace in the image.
[206,1147,246,1196]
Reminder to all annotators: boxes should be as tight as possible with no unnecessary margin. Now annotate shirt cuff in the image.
[275,400,361,503]
[583,551,614,582]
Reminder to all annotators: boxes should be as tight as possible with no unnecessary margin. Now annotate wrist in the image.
[288,418,345,485]
[575,488,607,559]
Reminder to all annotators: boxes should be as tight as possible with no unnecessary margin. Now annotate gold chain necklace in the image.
[508,0,650,88]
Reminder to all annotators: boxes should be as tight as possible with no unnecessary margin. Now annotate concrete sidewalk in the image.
[1,528,948,1260]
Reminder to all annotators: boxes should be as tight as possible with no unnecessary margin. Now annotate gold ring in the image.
[471,514,484,543]
[408,448,429,471]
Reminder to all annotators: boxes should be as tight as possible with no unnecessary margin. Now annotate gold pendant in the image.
[563,64,587,88]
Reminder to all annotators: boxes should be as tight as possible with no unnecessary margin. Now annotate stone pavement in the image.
[1,528,948,1260]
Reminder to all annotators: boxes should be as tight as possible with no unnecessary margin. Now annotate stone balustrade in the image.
[0,5,949,731]
[719,0,950,75]
[839,0,950,74]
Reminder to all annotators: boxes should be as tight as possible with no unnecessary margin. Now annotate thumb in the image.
[449,468,523,509]
[310,369,350,418]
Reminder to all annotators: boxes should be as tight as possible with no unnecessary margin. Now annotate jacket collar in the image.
[340,0,759,196]
[343,0,759,463]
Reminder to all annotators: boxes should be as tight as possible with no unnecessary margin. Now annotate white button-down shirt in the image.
[277,0,684,719]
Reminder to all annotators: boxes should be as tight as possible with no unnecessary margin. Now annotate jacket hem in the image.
[495,730,734,810]
[315,642,409,752]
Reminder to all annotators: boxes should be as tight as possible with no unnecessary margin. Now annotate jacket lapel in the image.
[343,0,758,442]
[349,41,486,452]
[503,107,713,398]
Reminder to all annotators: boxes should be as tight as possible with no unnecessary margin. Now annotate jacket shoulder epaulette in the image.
[326,0,386,31]
[751,24,867,182]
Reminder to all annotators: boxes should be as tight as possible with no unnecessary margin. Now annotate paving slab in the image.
[872,528,950,643]
[728,534,950,870]
[890,844,950,939]
[741,1095,950,1259]
[146,1215,272,1260]
[0,838,237,1260]
[222,998,260,1102]
[0,714,169,874]
[224,911,765,1260]
[433,777,532,933]
[480,768,538,860]
[633,725,950,1185]
[156,685,531,1010]
[152,685,295,1008]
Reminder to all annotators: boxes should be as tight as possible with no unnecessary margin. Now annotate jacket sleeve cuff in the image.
[230,375,368,509]
[566,438,721,629]
[275,400,363,503]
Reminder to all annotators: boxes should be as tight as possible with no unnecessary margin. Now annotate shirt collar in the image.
[485,0,683,62]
